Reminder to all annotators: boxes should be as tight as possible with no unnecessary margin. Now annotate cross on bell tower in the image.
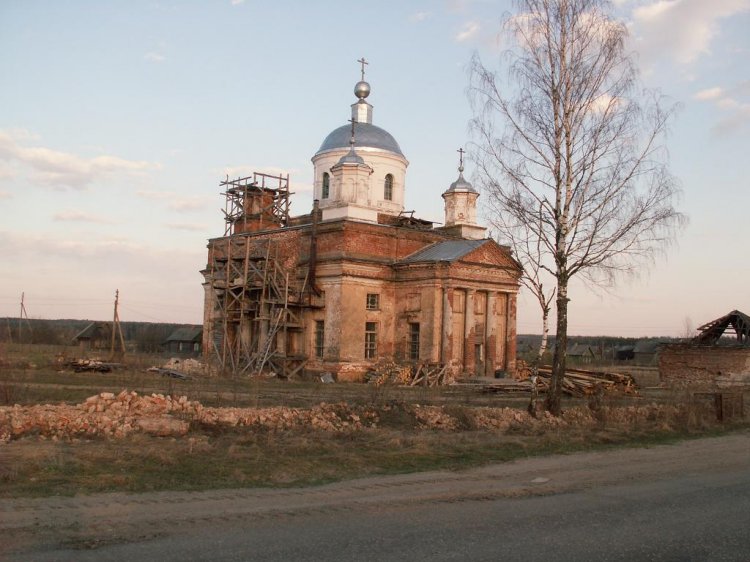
[348,118,356,147]
[442,147,485,239]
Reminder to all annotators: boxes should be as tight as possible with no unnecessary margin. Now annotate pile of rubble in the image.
[63,359,123,373]
[0,391,200,441]
[0,391,379,442]
[0,390,698,443]
[146,357,208,380]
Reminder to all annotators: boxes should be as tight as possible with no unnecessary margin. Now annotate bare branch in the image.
[469,0,685,415]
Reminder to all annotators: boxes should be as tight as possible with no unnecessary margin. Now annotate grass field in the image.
[1,343,746,498]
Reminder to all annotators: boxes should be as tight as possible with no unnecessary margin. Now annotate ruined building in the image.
[201,66,521,381]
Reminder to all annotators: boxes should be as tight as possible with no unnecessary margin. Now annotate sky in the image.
[0,0,748,337]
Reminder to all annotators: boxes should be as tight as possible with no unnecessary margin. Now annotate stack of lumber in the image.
[65,359,122,373]
[366,361,451,387]
[534,366,638,397]
[408,364,450,387]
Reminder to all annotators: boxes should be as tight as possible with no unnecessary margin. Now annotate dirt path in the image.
[1,431,748,557]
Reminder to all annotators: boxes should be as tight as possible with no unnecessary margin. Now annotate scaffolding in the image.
[205,171,316,378]
[220,172,291,235]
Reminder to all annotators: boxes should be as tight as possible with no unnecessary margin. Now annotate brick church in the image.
[201,64,521,381]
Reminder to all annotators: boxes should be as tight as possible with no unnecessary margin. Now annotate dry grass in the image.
[1,343,748,498]
[4,422,739,498]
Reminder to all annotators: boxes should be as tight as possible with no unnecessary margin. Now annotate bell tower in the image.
[441,148,486,240]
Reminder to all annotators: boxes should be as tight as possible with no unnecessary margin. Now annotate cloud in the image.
[455,21,480,42]
[409,11,432,22]
[630,0,750,65]
[144,52,165,63]
[221,165,301,181]
[588,93,620,114]
[693,81,750,135]
[734,79,750,97]
[168,196,213,212]
[164,222,209,232]
[0,230,207,322]
[0,190,11,200]
[0,129,159,189]
[693,87,724,101]
[53,210,116,224]
[136,189,173,200]
[712,105,750,135]
[0,161,16,181]
[292,182,313,194]
[231,0,244,4]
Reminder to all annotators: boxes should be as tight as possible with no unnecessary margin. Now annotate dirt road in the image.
[2,431,749,561]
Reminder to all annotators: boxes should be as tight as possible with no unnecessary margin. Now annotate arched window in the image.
[384,174,393,201]
[322,172,330,199]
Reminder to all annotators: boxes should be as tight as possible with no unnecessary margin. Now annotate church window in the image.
[366,293,380,310]
[365,322,378,359]
[322,172,330,199]
[384,174,393,201]
[314,320,325,358]
[409,323,420,361]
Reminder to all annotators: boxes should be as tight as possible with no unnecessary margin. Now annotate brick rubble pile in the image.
[0,390,699,443]
[0,391,379,442]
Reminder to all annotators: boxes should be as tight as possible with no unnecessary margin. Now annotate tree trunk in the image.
[546,284,568,415]
[536,306,550,363]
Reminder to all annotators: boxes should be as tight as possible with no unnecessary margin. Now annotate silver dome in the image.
[336,147,366,165]
[446,171,477,193]
[316,122,404,157]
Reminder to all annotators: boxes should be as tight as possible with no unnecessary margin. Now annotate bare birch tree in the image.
[470,0,685,414]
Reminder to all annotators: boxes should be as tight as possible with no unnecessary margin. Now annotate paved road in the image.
[3,433,749,561]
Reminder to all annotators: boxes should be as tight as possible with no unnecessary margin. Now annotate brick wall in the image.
[659,344,750,385]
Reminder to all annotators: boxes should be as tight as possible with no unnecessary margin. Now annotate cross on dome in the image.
[348,118,356,146]
[457,147,465,172]
[357,57,368,81]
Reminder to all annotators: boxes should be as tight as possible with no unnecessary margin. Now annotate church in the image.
[201,62,521,381]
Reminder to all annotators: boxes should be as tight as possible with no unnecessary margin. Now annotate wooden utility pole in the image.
[109,289,126,361]
[18,292,31,343]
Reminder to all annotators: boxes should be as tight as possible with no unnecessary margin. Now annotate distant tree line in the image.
[0,318,198,353]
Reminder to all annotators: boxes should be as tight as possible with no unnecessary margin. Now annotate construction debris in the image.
[534,366,638,397]
[366,361,452,387]
[0,391,377,442]
[504,361,638,397]
[162,357,205,375]
[64,359,123,373]
[146,367,191,380]
[0,390,712,443]
[145,358,206,380]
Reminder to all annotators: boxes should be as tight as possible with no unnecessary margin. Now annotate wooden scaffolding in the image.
[205,171,312,377]
[207,236,309,377]
[220,172,291,235]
